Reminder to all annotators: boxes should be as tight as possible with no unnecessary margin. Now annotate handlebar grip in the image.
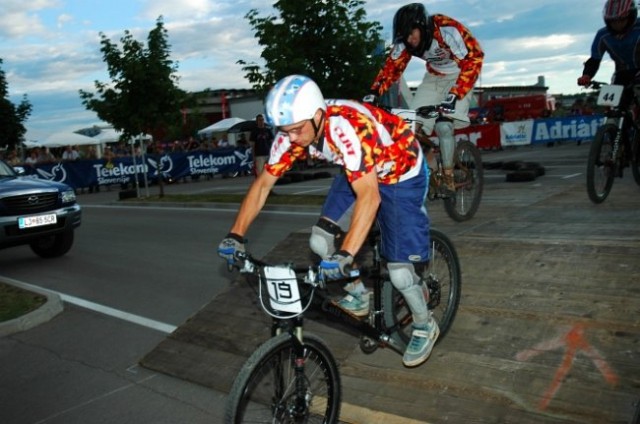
[415,106,440,119]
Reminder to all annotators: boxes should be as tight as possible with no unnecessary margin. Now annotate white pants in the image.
[410,72,472,135]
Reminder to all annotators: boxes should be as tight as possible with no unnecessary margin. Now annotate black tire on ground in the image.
[483,161,503,170]
[520,161,546,177]
[501,160,526,171]
[505,170,538,182]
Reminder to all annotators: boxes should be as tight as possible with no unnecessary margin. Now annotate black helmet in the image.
[392,3,433,56]
[603,0,638,34]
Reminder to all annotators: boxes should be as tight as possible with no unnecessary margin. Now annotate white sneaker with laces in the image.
[403,317,440,367]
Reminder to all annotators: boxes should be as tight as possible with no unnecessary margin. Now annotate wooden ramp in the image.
[141,178,640,423]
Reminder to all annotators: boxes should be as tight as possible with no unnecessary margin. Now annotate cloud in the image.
[0,0,615,141]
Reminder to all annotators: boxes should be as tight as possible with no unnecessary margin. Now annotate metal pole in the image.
[131,138,140,198]
[140,133,149,198]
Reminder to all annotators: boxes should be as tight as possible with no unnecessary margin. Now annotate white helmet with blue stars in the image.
[265,75,326,127]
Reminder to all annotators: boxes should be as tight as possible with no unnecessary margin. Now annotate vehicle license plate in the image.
[18,213,57,229]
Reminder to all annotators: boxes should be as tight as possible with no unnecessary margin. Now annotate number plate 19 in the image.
[597,84,624,107]
[264,266,302,313]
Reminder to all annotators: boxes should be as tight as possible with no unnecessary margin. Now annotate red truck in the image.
[470,94,555,123]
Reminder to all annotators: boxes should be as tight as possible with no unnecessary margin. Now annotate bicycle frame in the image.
[240,233,408,356]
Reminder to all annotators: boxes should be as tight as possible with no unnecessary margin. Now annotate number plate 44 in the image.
[597,84,624,107]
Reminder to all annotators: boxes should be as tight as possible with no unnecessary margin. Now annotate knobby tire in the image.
[443,140,484,222]
[224,333,341,424]
[587,124,616,204]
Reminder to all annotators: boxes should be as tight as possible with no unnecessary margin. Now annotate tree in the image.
[237,0,385,98]
[79,17,185,146]
[0,58,32,151]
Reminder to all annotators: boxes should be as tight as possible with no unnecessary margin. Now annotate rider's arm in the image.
[339,170,380,256]
[435,15,484,100]
[229,170,278,237]
[370,45,412,96]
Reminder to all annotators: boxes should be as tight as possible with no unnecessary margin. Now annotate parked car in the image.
[0,158,81,258]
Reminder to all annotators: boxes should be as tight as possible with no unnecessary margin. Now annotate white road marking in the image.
[0,276,176,334]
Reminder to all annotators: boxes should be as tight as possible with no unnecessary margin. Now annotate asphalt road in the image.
[0,142,622,424]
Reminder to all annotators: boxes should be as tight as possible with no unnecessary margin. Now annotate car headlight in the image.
[61,190,76,203]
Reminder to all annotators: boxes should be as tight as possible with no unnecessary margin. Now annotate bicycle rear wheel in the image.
[382,229,461,347]
[443,140,484,221]
[224,333,341,424]
[587,124,616,203]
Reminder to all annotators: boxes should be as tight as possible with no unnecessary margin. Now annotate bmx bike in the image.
[393,106,484,222]
[224,226,461,423]
[585,81,640,203]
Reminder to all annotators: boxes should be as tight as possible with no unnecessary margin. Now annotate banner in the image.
[21,147,253,190]
[531,115,605,145]
[500,120,535,147]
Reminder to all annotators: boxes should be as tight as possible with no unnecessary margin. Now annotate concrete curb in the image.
[0,277,64,337]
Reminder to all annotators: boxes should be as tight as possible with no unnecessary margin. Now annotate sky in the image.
[1,0,614,143]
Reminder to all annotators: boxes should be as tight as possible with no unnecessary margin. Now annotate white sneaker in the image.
[402,317,440,367]
[334,292,369,317]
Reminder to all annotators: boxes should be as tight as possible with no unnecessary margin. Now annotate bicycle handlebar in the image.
[232,251,360,289]
[587,81,608,90]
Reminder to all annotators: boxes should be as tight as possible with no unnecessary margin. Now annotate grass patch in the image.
[129,193,328,206]
[0,283,46,322]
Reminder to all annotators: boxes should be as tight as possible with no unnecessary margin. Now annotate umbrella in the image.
[197,117,246,136]
[40,131,101,147]
[227,120,273,134]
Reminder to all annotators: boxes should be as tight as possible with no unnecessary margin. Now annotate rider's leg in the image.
[311,175,368,315]
[387,262,430,326]
[377,162,438,366]
[388,262,439,367]
[434,118,456,191]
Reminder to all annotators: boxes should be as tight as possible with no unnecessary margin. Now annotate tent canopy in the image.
[39,131,101,148]
[92,128,152,144]
[197,117,245,137]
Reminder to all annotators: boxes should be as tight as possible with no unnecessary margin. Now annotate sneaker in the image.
[402,318,440,367]
[334,292,369,318]
[442,172,456,194]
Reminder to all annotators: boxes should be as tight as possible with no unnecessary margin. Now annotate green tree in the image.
[79,17,185,145]
[237,0,384,98]
[0,58,32,151]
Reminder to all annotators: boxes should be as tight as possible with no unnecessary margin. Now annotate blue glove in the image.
[440,93,457,114]
[319,250,354,281]
[217,233,245,265]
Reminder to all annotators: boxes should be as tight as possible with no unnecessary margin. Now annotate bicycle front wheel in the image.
[382,229,462,347]
[224,333,341,424]
[587,123,616,203]
[443,140,484,221]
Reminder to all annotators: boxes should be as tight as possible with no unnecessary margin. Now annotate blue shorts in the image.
[320,165,430,263]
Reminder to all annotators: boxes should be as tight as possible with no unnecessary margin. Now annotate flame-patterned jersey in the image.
[371,14,483,100]
[265,100,423,185]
